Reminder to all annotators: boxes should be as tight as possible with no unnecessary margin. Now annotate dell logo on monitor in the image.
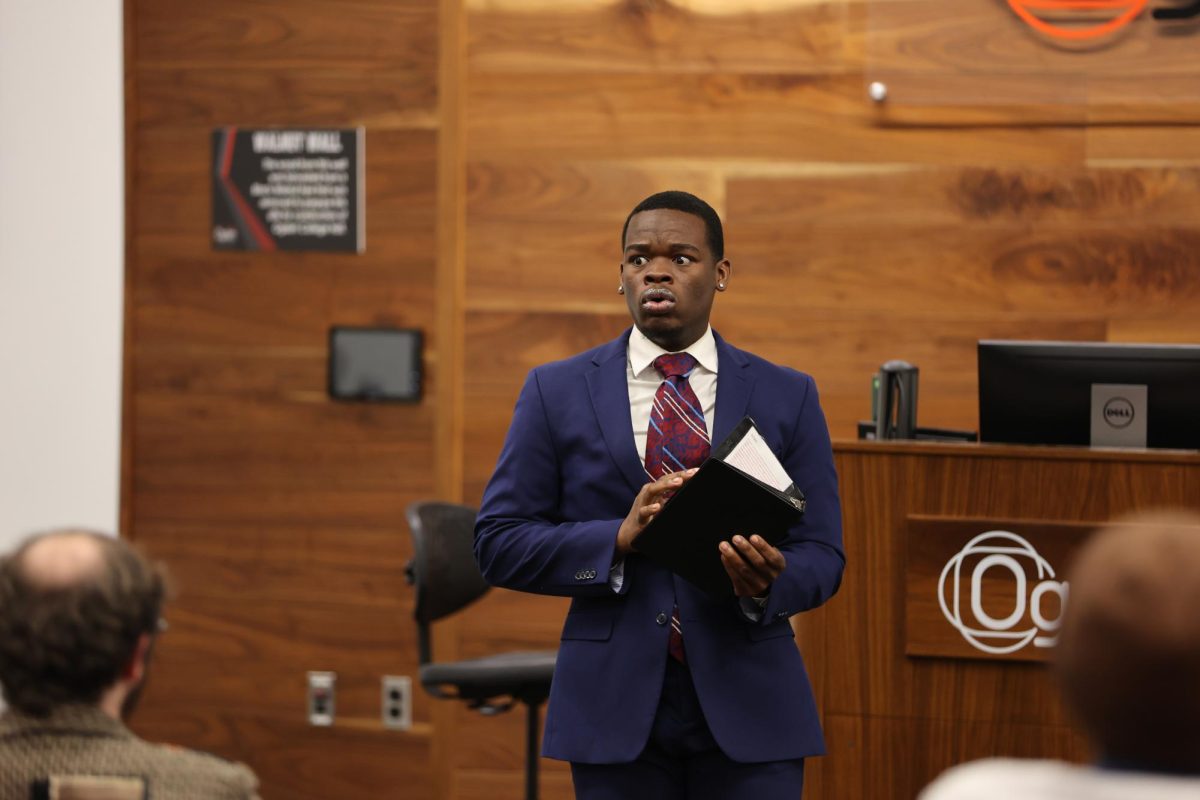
[1103,397,1136,429]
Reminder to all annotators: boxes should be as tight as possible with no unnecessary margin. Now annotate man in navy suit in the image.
[475,191,845,799]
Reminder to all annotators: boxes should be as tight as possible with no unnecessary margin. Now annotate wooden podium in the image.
[797,440,1200,800]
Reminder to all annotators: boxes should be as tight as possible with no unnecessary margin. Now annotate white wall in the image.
[0,0,124,550]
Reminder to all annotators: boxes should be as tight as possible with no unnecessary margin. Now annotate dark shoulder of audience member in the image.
[0,529,166,717]
[1056,510,1200,774]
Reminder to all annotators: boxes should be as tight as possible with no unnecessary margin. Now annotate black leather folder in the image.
[632,417,806,597]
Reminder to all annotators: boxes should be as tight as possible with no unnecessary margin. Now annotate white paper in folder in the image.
[721,425,793,493]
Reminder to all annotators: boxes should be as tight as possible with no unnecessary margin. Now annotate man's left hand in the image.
[719,535,785,598]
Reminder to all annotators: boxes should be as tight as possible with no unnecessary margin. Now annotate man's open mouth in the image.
[640,288,676,314]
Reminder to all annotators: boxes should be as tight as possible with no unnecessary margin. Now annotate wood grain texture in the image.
[135,68,436,130]
[1087,125,1200,163]
[817,713,1090,800]
[804,444,1200,799]
[133,0,437,70]
[455,0,1200,791]
[136,521,414,607]
[729,167,1200,226]
[462,311,631,503]
[125,1,442,797]
[125,0,1200,795]
[468,71,1086,163]
[131,709,433,800]
[864,0,1200,115]
[469,0,850,75]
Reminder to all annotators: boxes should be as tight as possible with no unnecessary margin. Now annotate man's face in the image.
[620,209,730,352]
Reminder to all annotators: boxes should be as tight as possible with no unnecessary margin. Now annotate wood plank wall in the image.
[123,1,444,798]
[456,1,1200,797]
[122,0,1200,798]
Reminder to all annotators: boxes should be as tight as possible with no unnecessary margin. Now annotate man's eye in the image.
[673,255,694,265]
[630,256,648,267]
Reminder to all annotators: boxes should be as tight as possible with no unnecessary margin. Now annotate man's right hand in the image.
[614,468,698,558]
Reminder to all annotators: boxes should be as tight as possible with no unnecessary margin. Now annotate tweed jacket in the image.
[0,705,259,800]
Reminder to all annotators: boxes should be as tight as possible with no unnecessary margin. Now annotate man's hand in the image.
[719,535,786,598]
[614,469,698,558]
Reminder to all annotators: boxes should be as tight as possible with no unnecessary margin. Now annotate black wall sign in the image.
[212,127,364,252]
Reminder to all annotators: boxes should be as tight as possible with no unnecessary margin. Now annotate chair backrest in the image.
[406,501,491,663]
[33,775,147,800]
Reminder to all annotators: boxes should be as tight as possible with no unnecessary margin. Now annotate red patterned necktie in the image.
[644,353,711,663]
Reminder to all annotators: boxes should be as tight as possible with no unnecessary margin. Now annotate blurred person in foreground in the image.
[0,529,259,799]
[921,510,1200,800]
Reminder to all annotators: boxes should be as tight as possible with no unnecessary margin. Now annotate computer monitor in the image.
[978,340,1200,450]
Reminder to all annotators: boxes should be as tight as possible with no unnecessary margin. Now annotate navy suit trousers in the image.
[570,658,806,800]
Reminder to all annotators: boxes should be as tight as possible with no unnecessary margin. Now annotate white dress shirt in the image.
[627,325,718,465]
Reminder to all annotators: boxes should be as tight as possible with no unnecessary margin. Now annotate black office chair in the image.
[404,501,557,800]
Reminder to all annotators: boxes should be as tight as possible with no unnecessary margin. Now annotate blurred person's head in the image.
[0,529,167,721]
[1057,510,1200,773]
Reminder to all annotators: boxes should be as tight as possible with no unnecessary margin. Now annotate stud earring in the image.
[618,285,624,294]
[718,283,726,289]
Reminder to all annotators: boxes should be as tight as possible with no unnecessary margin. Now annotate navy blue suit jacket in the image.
[475,329,845,764]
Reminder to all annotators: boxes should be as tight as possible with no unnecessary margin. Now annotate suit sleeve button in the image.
[655,612,668,625]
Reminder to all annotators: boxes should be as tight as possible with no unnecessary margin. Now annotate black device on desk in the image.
[978,340,1200,450]
[857,360,977,443]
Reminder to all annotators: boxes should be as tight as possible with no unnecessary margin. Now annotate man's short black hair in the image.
[622,191,724,261]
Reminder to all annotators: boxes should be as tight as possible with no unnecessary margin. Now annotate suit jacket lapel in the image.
[586,330,647,495]
[713,330,754,446]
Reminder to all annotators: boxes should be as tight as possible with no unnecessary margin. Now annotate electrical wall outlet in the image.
[381,675,412,731]
[307,671,336,726]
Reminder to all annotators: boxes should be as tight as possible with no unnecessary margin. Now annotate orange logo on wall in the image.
[1007,0,1148,40]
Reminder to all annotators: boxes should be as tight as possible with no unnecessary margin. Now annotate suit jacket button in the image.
[574,570,583,580]
[655,612,668,625]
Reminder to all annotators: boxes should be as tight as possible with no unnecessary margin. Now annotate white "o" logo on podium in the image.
[938,531,1069,655]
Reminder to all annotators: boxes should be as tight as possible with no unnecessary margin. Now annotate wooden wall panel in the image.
[456,1,1200,797]
[125,0,441,797]
[820,714,1088,800]
[462,311,631,503]
[126,0,1200,797]
[468,72,1086,164]
[131,711,433,800]
[468,0,849,75]
[809,444,1200,799]
[134,0,437,70]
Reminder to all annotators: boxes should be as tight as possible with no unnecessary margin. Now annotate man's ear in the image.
[715,259,732,291]
[122,633,153,683]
